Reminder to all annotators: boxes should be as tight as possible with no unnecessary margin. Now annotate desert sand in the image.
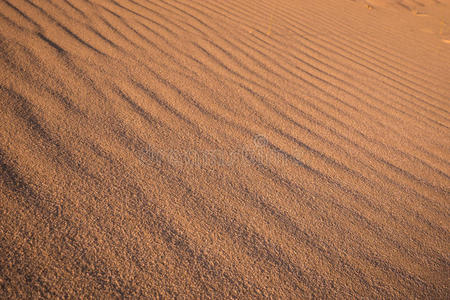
[0,0,449,298]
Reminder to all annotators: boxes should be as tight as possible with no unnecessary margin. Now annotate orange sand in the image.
[0,0,449,298]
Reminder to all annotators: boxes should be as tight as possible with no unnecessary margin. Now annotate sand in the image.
[0,0,449,298]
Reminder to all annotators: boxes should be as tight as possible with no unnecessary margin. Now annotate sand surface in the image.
[0,0,449,298]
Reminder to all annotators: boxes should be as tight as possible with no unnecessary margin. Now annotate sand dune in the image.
[0,0,449,298]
